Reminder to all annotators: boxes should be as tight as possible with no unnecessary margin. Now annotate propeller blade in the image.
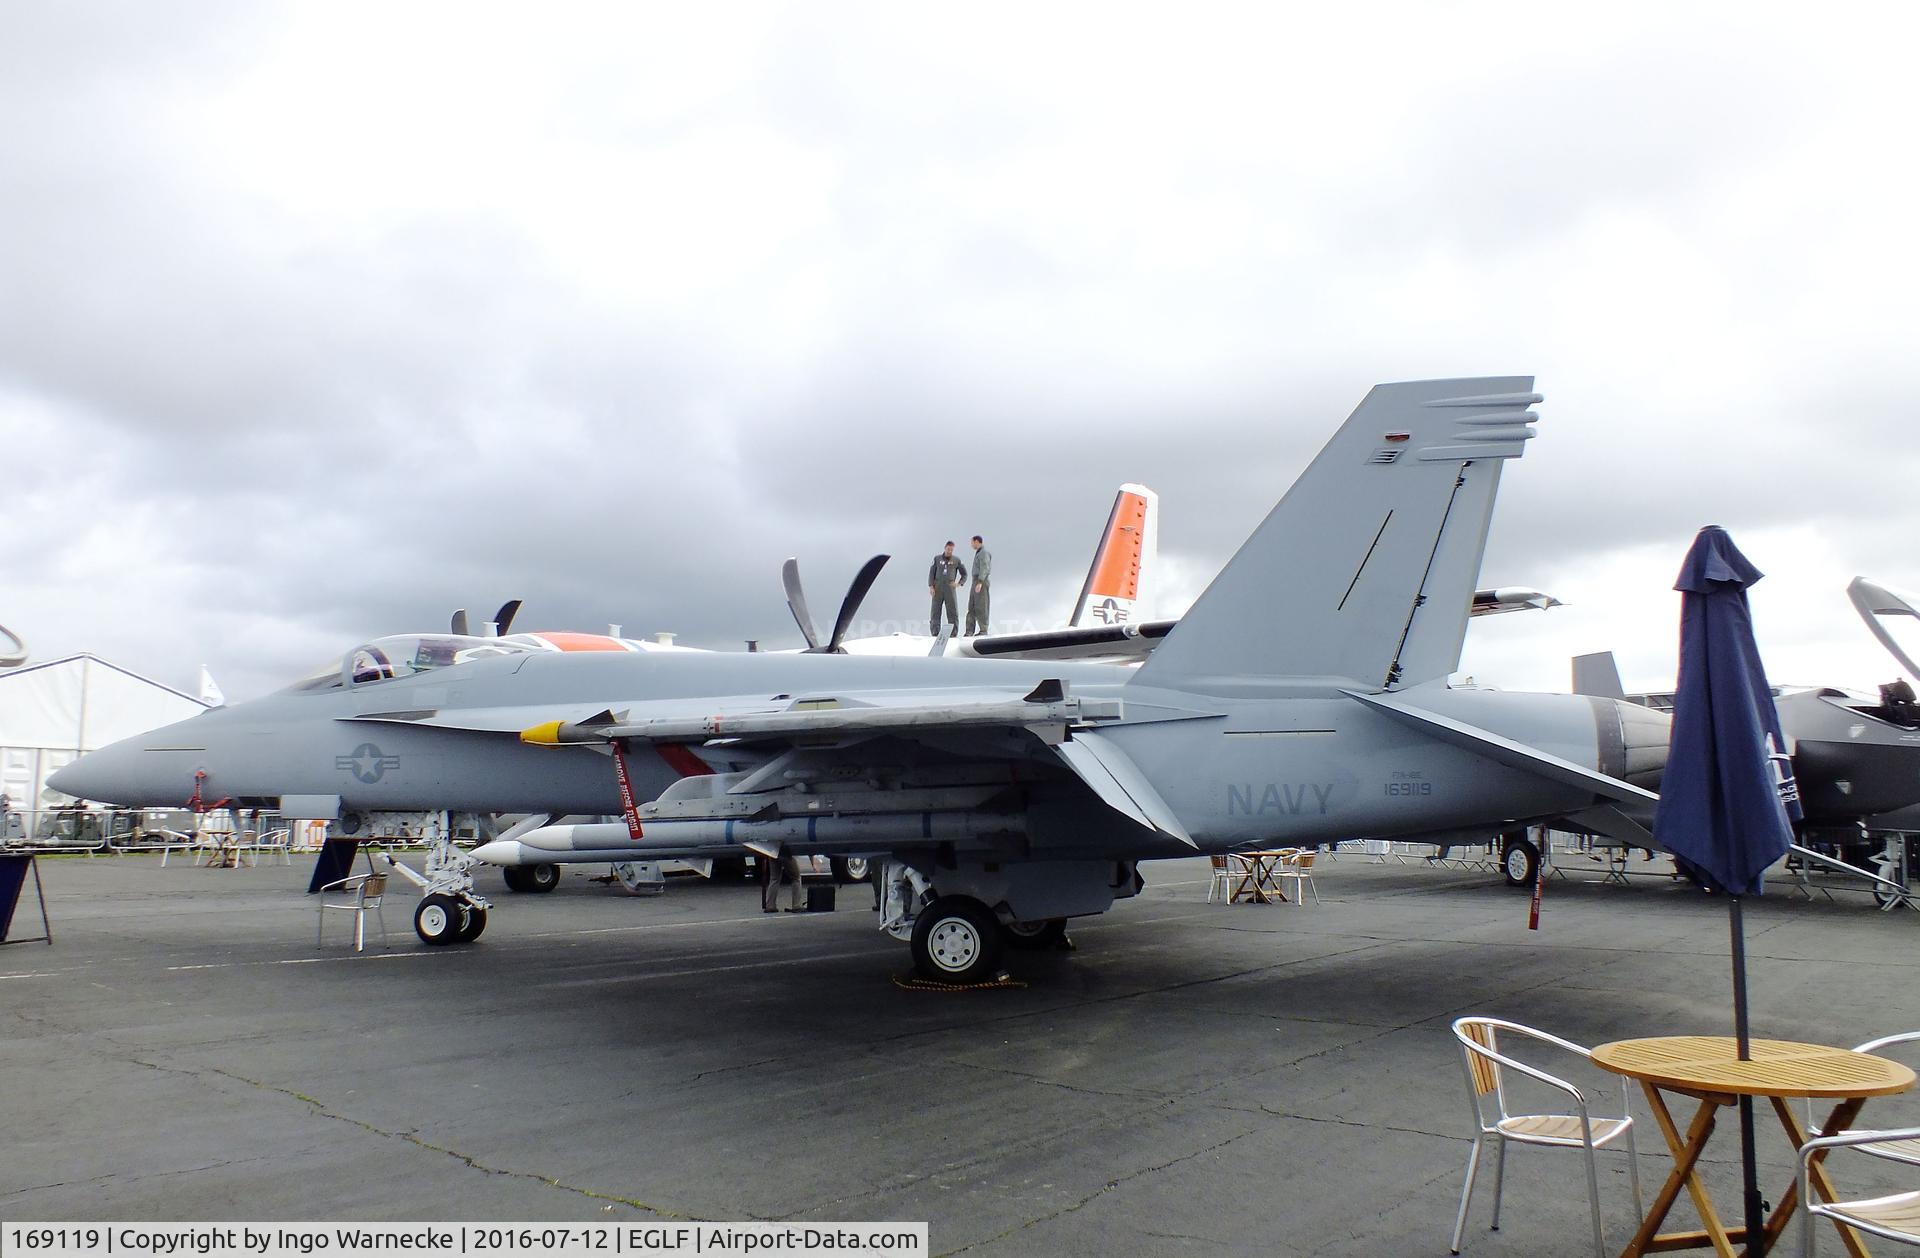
[451,609,470,636]
[783,558,821,651]
[827,554,890,653]
[493,599,523,637]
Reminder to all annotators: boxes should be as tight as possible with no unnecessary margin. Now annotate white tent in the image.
[0,654,209,807]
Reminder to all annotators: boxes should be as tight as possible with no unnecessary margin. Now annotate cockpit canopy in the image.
[285,634,541,692]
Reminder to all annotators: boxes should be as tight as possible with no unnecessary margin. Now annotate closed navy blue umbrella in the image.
[1652,525,1801,1257]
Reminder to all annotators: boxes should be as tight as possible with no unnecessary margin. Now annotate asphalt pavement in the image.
[4,849,1917,1256]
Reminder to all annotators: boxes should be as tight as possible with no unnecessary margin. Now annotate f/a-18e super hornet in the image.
[51,477,1559,900]
[54,376,1662,980]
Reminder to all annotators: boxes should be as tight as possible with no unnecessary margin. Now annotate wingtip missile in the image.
[521,720,566,746]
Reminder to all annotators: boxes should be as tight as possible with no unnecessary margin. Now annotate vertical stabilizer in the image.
[1132,378,1537,693]
[1070,484,1159,628]
[1571,651,1627,699]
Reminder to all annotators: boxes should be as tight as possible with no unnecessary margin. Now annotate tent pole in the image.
[1731,895,1763,1256]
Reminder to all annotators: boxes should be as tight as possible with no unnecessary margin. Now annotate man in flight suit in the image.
[966,534,992,635]
[928,540,967,637]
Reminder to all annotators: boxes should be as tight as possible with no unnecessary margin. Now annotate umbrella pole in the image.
[1730,894,1764,1256]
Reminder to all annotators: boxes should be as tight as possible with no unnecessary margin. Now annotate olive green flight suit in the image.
[928,553,967,636]
[966,545,992,635]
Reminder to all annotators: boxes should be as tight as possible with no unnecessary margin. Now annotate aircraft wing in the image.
[967,619,1175,662]
[964,587,1555,664]
[1471,587,1562,617]
[1343,689,1658,807]
[518,682,1122,746]
[485,681,1192,847]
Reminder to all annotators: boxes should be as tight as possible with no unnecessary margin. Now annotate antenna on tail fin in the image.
[1131,378,1538,695]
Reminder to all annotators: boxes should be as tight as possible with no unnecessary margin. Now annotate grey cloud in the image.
[6,6,1919,704]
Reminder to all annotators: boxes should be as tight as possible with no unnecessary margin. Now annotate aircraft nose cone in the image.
[49,733,204,807]
[49,749,115,802]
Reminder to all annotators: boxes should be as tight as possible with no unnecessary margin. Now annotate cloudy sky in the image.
[5,3,1918,701]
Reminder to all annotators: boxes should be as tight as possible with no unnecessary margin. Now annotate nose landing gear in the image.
[380,851,491,946]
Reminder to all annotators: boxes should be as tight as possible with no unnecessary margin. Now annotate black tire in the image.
[415,894,465,945]
[1501,834,1539,888]
[910,896,1004,983]
[503,862,560,893]
[832,856,871,884]
[454,904,488,942]
[1003,918,1068,950]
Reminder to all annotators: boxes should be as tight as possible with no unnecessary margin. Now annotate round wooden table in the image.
[1591,1036,1916,1257]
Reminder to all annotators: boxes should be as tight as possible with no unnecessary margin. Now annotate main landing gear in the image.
[1002,917,1071,950]
[831,856,872,884]
[911,897,1002,983]
[880,858,1135,984]
[502,862,560,893]
[1501,830,1540,887]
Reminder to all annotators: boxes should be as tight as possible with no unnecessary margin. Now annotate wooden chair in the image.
[1451,1017,1642,1257]
[316,871,388,951]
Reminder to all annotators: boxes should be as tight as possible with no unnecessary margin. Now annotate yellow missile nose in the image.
[520,720,566,746]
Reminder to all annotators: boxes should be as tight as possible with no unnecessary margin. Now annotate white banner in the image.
[0,1224,927,1258]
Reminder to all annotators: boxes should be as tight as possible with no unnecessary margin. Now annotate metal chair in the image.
[1450,1016,1642,1257]
[316,871,389,951]
[1806,1033,1920,1163]
[1801,1127,1920,1254]
[1273,849,1322,904]
[1205,855,1232,903]
[249,827,293,866]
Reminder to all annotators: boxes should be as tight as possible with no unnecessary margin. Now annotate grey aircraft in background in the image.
[1572,576,1920,903]
[54,377,1668,981]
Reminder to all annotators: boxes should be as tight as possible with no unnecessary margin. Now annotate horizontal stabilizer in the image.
[1562,805,1661,851]
[1345,689,1657,806]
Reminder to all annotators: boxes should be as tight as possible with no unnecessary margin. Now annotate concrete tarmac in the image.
[4,850,1918,1256]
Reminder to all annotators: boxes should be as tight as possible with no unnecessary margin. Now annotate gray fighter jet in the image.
[1573,579,1920,904]
[54,377,1667,980]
